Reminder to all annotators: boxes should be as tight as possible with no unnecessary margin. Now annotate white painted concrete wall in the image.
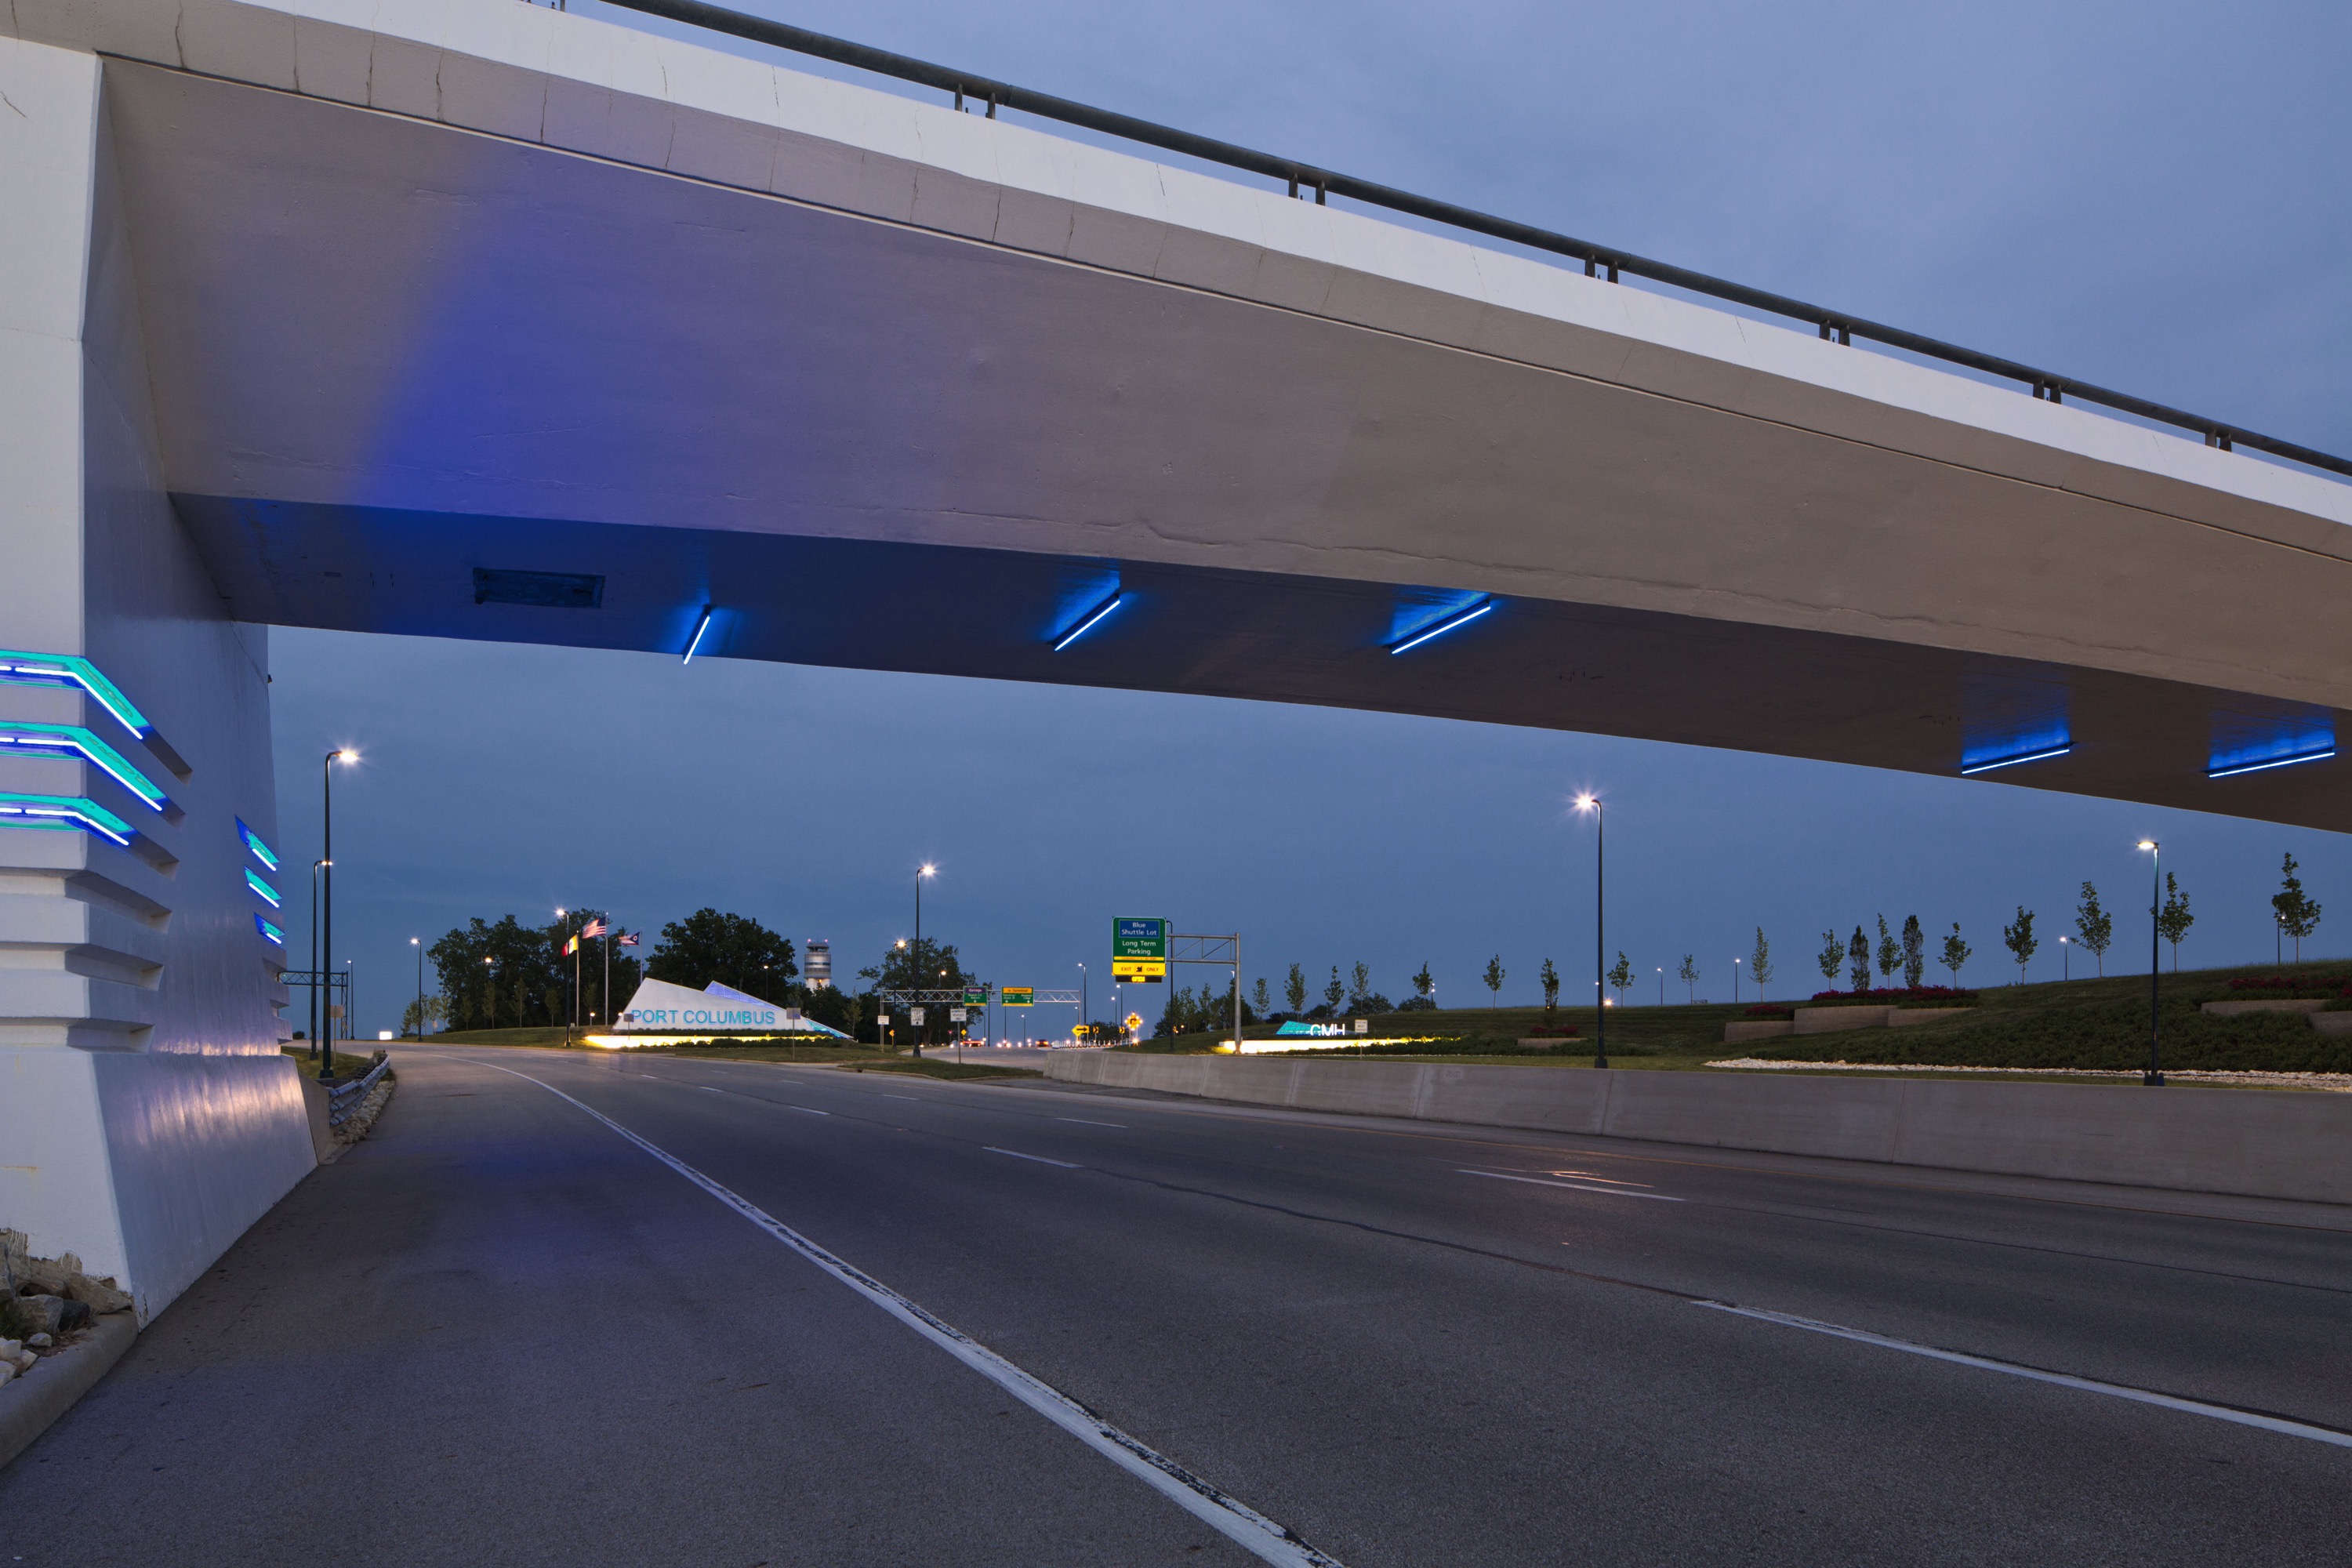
[1047,1053,2352,1206]
[0,34,313,1319]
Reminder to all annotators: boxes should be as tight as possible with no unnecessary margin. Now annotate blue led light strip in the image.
[0,792,134,846]
[1959,743,2074,776]
[245,867,282,907]
[682,605,714,664]
[2208,746,2336,780]
[255,914,285,946]
[236,817,279,871]
[1388,598,1495,655]
[0,650,151,738]
[0,723,169,809]
[1052,592,1124,652]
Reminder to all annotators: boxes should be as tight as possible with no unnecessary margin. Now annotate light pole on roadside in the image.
[320,749,355,1080]
[1078,962,1087,1044]
[2059,935,2070,982]
[2137,840,2164,1086]
[913,865,935,1054]
[1733,956,1741,1004]
[411,937,423,1038]
[1573,794,1606,1070]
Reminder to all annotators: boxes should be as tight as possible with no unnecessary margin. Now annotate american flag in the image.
[580,917,609,940]
[617,930,641,947]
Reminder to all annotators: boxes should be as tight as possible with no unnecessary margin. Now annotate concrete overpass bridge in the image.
[3,0,2348,1314]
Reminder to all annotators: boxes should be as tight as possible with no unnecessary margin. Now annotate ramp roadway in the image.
[3,1045,2347,1564]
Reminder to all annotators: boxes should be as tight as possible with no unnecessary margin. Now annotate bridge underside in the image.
[181,495,2303,823]
[111,54,2350,828]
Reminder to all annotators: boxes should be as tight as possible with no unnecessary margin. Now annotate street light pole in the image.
[2059,935,2070,982]
[914,865,935,1055]
[321,750,353,1079]
[2138,840,2164,1086]
[410,936,423,1038]
[1575,795,1606,1069]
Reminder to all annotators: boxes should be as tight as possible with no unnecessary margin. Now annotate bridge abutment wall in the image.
[0,36,312,1321]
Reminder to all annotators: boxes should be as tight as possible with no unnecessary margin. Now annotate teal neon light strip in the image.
[236,818,279,871]
[245,867,282,907]
[0,792,134,846]
[255,914,285,946]
[0,650,150,738]
[0,722,168,810]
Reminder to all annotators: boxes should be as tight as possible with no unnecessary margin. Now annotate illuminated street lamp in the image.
[2137,840,2164,1085]
[320,749,356,1079]
[913,865,936,1055]
[1573,794,1606,1069]
[410,936,423,1038]
[2058,934,2071,982]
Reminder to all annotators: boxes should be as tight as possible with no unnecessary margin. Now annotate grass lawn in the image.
[281,1044,387,1080]
[419,1026,578,1048]
[1133,959,2352,1077]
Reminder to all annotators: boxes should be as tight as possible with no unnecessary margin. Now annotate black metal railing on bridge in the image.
[586,0,2350,483]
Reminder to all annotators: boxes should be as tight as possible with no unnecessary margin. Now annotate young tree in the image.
[1348,960,1374,1011]
[2074,882,2113,977]
[1482,955,1505,1011]
[1323,966,1345,1014]
[1900,916,1926,989]
[1750,929,1773,998]
[2273,853,2322,963]
[1539,957,1560,1014]
[1847,927,1871,993]
[1941,923,1971,985]
[1875,916,1900,985]
[2001,906,2038,984]
[1252,976,1272,1014]
[1607,951,1634,1007]
[1817,931,1842,986]
[1678,953,1699,1004]
[2158,873,2194,971]
[1285,963,1308,1014]
[1411,962,1436,1007]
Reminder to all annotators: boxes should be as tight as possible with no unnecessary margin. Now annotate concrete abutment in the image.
[0,35,312,1322]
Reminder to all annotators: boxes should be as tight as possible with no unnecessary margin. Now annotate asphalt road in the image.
[5,1045,2350,1565]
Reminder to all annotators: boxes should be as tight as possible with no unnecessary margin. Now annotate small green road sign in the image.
[964,989,985,1007]
[1003,986,1035,1007]
[1113,917,1169,960]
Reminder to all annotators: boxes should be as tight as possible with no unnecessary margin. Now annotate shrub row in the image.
[1806,985,1978,1007]
[1756,1001,2352,1073]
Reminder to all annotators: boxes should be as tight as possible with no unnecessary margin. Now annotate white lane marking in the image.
[1541,1170,1653,1188]
[701,1087,722,1093]
[987,1146,1083,1169]
[640,1073,661,1080]
[1699,1302,2352,1450]
[789,1105,830,1116]
[1458,1168,1684,1202]
[472,1062,1341,1566]
[880,1094,920,1102]
[1057,1117,1128,1128]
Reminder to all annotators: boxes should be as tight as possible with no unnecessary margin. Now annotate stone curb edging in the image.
[0,1311,137,1473]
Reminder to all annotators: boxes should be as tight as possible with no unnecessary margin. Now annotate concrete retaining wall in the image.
[1046,1054,2352,1204]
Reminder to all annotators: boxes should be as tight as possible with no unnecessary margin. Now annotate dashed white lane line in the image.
[474,1062,1341,1567]
[987,1146,1083,1169]
[789,1105,830,1116]
[1458,1168,1684,1202]
[1058,1117,1128,1128]
[1698,1302,2352,1450]
[880,1094,920,1101]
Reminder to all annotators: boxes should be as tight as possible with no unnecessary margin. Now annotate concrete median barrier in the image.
[1044,1053,2352,1204]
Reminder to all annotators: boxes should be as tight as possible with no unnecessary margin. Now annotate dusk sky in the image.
[270,0,2352,1033]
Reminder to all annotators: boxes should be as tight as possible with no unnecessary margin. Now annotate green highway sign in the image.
[1003,986,1035,1007]
[964,989,985,1007]
[1113,917,1169,960]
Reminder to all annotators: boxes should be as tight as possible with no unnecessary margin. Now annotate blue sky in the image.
[272,0,2352,1031]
